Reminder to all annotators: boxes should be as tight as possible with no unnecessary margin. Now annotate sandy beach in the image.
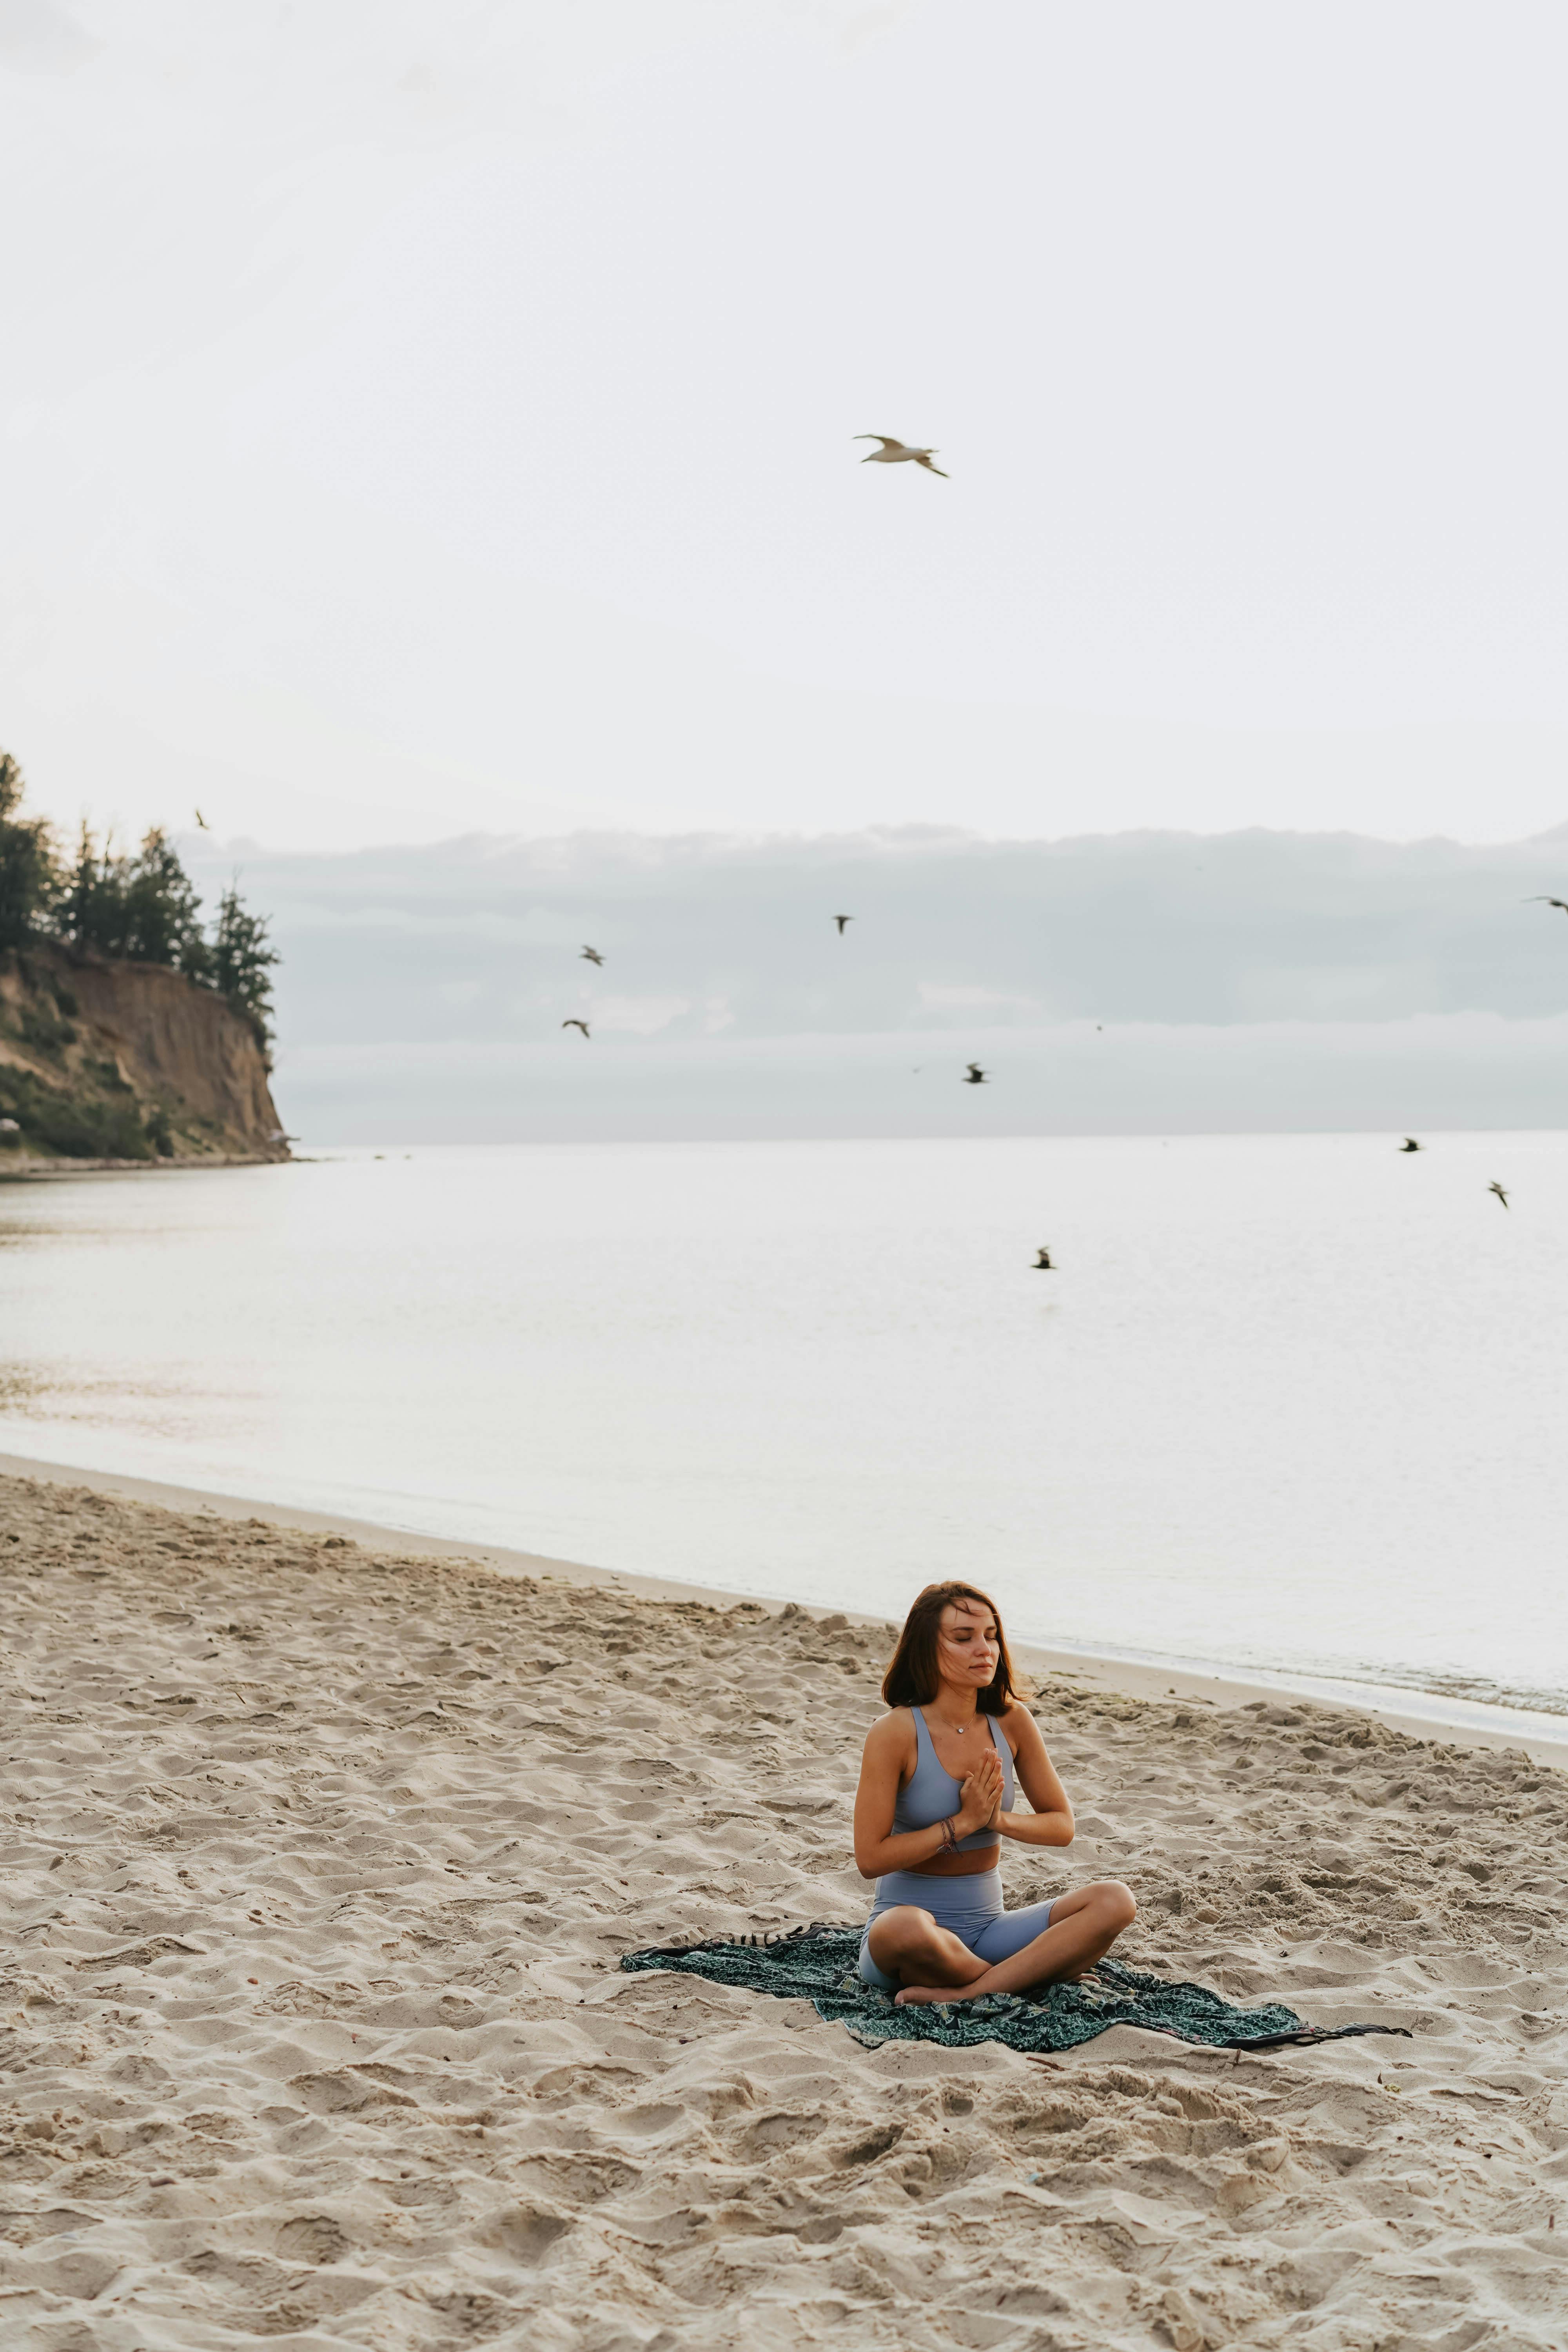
[3,1468,1566,2350]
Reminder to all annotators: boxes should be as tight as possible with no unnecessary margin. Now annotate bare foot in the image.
[895,1967,1094,2007]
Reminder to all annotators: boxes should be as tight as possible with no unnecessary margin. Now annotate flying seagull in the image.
[562,1019,590,1038]
[1525,896,1568,914]
[194,808,210,830]
[832,914,853,934]
[1399,1136,1422,1152]
[580,945,604,965]
[1033,1247,1054,1270]
[963,1063,988,1085]
[1489,1180,1509,1209]
[855,435,948,477]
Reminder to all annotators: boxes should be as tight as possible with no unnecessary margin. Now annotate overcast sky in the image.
[176,824,1568,1141]
[6,1,1568,851]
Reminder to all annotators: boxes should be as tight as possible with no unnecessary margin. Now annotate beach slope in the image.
[2,1472,1564,2348]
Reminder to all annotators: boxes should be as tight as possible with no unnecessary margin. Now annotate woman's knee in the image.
[1093,1880,1136,1931]
[867,1905,936,1958]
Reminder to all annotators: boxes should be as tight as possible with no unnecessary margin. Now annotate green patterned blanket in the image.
[621,1923,1412,2054]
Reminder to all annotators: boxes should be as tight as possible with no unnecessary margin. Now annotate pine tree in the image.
[57,824,208,969]
[122,828,207,967]
[209,882,279,1037]
[57,822,112,950]
[0,751,60,950]
[58,823,127,955]
[3,759,281,1034]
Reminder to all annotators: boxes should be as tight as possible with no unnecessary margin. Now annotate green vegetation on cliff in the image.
[0,1013,158,1159]
[0,751,287,1163]
[0,750,278,1034]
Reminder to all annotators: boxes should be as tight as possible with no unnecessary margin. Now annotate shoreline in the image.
[5,1442,1564,1769]
[0,1151,288,1177]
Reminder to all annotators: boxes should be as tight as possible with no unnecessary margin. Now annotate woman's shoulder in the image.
[862,1705,916,1757]
[994,1695,1040,1751]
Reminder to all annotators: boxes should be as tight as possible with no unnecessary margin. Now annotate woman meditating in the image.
[854,1581,1136,2005]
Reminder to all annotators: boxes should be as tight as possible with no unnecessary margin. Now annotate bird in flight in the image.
[194,808,210,830]
[832,914,853,934]
[1489,1180,1509,1209]
[855,436,948,477]
[562,1019,591,1038]
[1033,1247,1054,1270]
[1399,1136,1422,1152]
[1524,896,1568,914]
[581,945,604,965]
[963,1063,988,1085]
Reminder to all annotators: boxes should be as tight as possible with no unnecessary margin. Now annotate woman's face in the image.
[935,1599,1000,1691]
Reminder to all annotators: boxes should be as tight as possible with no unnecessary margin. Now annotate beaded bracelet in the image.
[938,1816,958,1853]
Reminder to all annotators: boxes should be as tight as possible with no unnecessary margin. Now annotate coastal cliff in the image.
[0,940,288,1164]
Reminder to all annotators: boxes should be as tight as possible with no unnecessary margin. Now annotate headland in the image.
[0,941,287,1167]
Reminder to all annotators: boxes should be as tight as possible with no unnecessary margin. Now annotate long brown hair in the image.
[881,1581,1027,1716]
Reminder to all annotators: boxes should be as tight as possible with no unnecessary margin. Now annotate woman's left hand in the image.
[970,1742,1004,1827]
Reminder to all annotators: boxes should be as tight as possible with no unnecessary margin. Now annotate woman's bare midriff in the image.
[903,1841,1000,1878]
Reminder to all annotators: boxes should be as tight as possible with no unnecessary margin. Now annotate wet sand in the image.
[2,1467,1566,2349]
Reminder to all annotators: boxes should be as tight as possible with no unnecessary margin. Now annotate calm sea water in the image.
[2,1133,1565,1714]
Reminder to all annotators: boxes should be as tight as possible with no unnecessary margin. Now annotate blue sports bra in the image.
[891,1705,1014,1852]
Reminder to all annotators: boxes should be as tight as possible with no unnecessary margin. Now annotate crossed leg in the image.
[863,1905,994,1993]
[870,1880,1137,2008]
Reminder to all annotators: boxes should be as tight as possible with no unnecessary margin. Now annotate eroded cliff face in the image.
[0,942,288,1163]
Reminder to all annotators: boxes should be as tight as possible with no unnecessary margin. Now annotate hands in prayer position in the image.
[956,1741,1004,1838]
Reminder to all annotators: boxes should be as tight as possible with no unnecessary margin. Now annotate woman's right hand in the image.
[955,1744,1004,1835]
